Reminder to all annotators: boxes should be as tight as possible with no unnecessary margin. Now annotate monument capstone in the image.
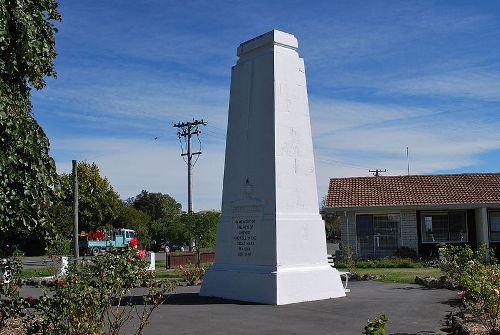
[200,30,346,305]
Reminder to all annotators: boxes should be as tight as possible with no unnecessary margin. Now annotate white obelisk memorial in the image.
[200,30,346,305]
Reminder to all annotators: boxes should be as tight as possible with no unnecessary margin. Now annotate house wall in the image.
[340,211,357,252]
[400,210,418,252]
[336,205,500,259]
[340,209,419,258]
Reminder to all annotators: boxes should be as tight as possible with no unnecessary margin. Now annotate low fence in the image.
[166,252,215,269]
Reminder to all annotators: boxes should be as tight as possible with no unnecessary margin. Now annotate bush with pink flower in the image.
[179,264,206,286]
[1,246,174,335]
[441,243,500,334]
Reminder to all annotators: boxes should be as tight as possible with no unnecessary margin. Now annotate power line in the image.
[174,119,207,213]
[316,156,370,170]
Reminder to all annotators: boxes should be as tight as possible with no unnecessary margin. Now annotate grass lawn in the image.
[338,267,444,284]
[20,260,442,285]
[20,268,55,279]
[154,268,183,279]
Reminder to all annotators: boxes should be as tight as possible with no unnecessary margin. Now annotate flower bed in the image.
[1,246,175,335]
[440,243,500,334]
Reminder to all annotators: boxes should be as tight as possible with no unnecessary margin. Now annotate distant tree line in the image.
[3,161,219,256]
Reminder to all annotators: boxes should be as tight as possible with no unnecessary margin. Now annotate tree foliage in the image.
[323,212,341,241]
[181,211,219,266]
[0,112,58,242]
[58,162,121,232]
[130,191,183,242]
[182,211,219,250]
[150,219,187,243]
[0,0,61,254]
[132,190,182,222]
[113,206,151,246]
[0,0,61,103]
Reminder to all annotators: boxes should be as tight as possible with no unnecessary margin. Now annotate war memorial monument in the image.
[200,30,345,305]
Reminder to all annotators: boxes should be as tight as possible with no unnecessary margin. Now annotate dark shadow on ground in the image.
[120,293,260,306]
[440,297,461,307]
[391,286,441,291]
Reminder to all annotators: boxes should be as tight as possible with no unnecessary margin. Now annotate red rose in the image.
[129,237,138,248]
[57,279,65,287]
[27,296,34,305]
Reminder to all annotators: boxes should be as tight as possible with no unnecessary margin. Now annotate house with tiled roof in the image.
[324,173,500,258]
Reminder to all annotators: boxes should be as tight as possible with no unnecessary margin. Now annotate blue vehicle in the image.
[79,228,136,256]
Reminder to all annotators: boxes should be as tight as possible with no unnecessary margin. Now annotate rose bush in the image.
[0,258,29,328]
[440,243,500,334]
[30,246,175,335]
[0,247,175,335]
[179,264,206,286]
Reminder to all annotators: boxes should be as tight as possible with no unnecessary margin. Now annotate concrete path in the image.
[133,281,457,335]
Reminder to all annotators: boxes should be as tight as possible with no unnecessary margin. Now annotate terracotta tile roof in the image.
[327,173,500,208]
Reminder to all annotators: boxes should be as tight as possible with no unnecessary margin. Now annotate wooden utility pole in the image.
[72,160,79,264]
[369,169,387,177]
[174,119,207,213]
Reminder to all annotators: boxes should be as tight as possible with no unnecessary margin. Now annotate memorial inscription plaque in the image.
[233,216,256,258]
[231,200,262,261]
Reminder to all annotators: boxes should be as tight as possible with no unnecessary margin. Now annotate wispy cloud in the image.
[311,97,500,198]
[383,68,500,101]
[55,137,225,211]
[31,1,500,210]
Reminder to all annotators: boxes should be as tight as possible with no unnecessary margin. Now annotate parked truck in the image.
[79,228,136,256]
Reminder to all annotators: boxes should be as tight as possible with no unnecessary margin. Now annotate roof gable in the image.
[327,173,500,208]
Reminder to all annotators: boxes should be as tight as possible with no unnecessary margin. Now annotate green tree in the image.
[114,206,151,247]
[323,212,341,241]
[0,0,61,255]
[149,219,187,243]
[320,195,341,241]
[182,211,219,266]
[58,162,122,232]
[49,202,73,236]
[132,190,182,221]
[131,191,183,242]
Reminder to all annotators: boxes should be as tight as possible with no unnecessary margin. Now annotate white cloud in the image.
[383,69,500,101]
[54,137,225,211]
[311,98,500,198]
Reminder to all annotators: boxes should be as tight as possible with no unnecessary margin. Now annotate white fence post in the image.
[1,258,12,284]
[148,252,155,271]
[57,256,68,277]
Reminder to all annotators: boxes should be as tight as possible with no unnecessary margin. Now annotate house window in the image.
[421,211,467,243]
[490,211,500,242]
[356,213,400,258]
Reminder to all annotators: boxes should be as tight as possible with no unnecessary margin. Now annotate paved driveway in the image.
[133,281,457,335]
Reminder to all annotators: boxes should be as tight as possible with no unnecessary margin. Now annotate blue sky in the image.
[33,0,500,211]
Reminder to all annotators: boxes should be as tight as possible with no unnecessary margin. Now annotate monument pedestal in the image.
[200,30,345,305]
[203,264,345,305]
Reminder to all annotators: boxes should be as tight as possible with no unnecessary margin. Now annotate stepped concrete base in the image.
[200,264,345,305]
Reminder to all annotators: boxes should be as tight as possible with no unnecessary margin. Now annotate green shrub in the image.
[363,314,388,335]
[46,237,72,256]
[30,247,175,335]
[179,264,206,286]
[337,242,357,273]
[394,247,418,260]
[339,257,422,269]
[440,243,500,334]
[0,258,29,327]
